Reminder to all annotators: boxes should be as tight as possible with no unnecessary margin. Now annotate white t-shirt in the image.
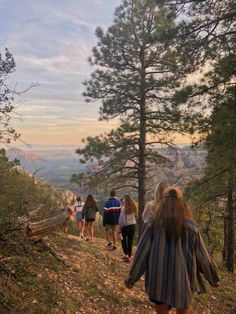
[74,201,83,213]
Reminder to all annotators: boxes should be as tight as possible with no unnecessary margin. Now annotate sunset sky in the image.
[0,0,121,146]
[1,0,191,147]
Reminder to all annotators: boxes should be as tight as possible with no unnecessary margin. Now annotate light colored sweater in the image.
[119,207,136,229]
[142,201,153,224]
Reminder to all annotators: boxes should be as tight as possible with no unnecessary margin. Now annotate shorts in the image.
[105,224,118,231]
[150,299,172,309]
[85,218,95,223]
[76,212,84,222]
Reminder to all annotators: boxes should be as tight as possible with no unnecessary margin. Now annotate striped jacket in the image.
[103,197,121,225]
[127,218,220,308]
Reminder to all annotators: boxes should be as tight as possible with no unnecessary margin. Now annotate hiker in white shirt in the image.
[74,196,85,238]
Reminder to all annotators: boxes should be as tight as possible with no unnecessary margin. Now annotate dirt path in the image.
[46,234,236,314]
[1,231,235,313]
[49,234,153,313]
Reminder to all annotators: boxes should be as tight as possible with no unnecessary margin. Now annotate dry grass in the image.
[0,229,235,314]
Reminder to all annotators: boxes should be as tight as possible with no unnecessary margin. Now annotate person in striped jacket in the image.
[125,186,220,314]
[103,190,121,250]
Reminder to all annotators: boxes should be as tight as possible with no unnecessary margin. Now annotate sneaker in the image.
[106,242,112,248]
[108,245,116,250]
[124,256,131,263]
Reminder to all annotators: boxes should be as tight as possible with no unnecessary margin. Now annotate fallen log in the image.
[27,208,71,241]
[18,204,44,226]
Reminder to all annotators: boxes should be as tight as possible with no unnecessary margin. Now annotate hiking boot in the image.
[106,242,112,248]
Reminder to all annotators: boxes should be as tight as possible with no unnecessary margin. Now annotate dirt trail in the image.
[1,233,235,313]
[46,234,236,314]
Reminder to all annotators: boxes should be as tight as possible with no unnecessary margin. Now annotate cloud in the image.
[14,114,119,145]
[1,0,121,145]
[55,12,96,30]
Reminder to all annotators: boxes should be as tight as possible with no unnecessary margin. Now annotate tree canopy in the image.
[76,0,196,234]
[0,49,21,144]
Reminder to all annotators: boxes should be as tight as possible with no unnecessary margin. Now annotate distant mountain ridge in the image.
[6,146,85,192]
[7,148,43,161]
[6,145,206,192]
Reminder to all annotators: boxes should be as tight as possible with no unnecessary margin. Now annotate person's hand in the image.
[124,279,134,289]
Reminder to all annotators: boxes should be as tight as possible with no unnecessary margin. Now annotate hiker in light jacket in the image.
[125,187,220,314]
[142,181,169,224]
[119,194,137,263]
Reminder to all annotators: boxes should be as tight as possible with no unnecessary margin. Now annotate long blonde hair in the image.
[152,181,170,213]
[153,186,192,243]
[124,195,137,215]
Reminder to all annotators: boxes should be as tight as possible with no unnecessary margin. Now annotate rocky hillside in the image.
[148,147,206,191]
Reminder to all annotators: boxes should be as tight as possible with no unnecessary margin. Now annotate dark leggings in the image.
[121,224,135,257]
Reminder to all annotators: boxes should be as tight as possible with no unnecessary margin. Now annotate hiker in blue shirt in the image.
[103,190,121,250]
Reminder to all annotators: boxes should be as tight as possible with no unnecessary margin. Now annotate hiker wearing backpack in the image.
[82,194,99,242]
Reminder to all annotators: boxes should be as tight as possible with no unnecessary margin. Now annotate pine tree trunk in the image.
[222,213,228,262]
[226,185,235,272]
[138,122,146,239]
[138,62,146,239]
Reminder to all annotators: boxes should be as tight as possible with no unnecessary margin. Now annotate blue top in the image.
[103,197,121,225]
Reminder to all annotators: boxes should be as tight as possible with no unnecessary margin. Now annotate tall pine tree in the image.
[0,49,20,144]
[159,0,236,272]
[77,0,189,234]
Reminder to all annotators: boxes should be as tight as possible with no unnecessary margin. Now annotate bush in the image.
[0,149,73,233]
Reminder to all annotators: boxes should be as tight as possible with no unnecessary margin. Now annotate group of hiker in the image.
[69,182,220,314]
[72,194,99,241]
[69,190,137,263]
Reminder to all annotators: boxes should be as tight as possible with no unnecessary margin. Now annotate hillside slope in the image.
[0,233,235,313]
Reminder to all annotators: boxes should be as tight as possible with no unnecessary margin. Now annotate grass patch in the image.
[0,291,14,311]
[1,231,235,314]
[197,293,209,305]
